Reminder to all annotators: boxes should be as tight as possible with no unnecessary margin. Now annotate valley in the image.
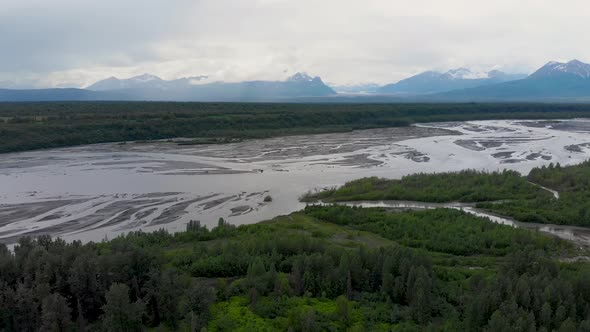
[2,119,590,245]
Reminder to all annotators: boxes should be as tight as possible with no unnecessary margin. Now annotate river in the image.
[1,119,590,244]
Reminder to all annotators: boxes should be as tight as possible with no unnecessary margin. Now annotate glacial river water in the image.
[2,119,590,245]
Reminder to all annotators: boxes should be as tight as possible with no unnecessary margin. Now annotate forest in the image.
[2,102,590,153]
[304,162,590,227]
[480,161,590,226]
[1,205,589,331]
[301,170,552,203]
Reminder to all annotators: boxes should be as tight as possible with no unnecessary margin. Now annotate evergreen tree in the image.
[558,318,576,332]
[540,302,553,328]
[486,310,511,332]
[13,283,39,332]
[406,266,432,324]
[68,254,102,322]
[40,293,72,332]
[144,269,183,328]
[102,283,145,332]
[336,295,352,327]
[185,283,216,331]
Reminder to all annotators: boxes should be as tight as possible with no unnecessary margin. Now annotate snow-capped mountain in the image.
[87,74,209,91]
[4,60,590,102]
[287,72,316,82]
[445,68,489,80]
[529,60,590,79]
[378,68,526,95]
[433,59,590,101]
[79,72,335,101]
[129,73,161,82]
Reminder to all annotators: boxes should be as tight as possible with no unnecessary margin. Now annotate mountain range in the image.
[86,72,336,101]
[87,73,209,91]
[0,73,335,102]
[377,68,527,95]
[1,60,590,102]
[430,60,590,101]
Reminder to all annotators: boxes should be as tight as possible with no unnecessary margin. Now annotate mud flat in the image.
[566,143,590,153]
[2,119,590,244]
[517,119,590,133]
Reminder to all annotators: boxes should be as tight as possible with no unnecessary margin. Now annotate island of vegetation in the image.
[2,102,590,153]
[304,161,590,227]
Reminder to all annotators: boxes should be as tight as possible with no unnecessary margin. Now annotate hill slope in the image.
[378,68,526,95]
[433,60,590,101]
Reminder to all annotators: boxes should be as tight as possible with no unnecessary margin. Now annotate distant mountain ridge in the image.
[377,68,527,95]
[83,72,335,101]
[0,72,335,102]
[530,60,590,79]
[87,74,209,91]
[2,61,590,102]
[433,60,590,101]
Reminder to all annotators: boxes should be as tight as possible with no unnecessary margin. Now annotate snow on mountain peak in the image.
[563,60,590,78]
[130,73,162,82]
[446,68,470,79]
[185,76,209,85]
[287,72,316,82]
[533,60,590,79]
[444,68,489,80]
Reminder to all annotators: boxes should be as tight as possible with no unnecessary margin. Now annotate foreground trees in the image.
[40,293,71,332]
[0,205,588,330]
[102,284,144,332]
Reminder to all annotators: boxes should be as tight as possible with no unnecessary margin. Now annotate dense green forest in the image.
[304,162,590,227]
[302,170,552,203]
[1,206,588,331]
[2,102,590,153]
[479,161,590,226]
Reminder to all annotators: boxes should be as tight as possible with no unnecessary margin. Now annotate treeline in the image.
[1,102,590,153]
[528,160,590,192]
[0,207,587,331]
[303,170,551,203]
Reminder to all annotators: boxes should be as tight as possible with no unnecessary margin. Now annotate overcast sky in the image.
[2,0,590,88]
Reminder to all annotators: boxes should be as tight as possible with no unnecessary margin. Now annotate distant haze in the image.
[2,0,590,88]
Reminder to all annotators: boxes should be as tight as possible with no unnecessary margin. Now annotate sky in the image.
[1,0,590,88]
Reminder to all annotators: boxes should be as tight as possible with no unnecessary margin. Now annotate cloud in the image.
[1,0,590,87]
